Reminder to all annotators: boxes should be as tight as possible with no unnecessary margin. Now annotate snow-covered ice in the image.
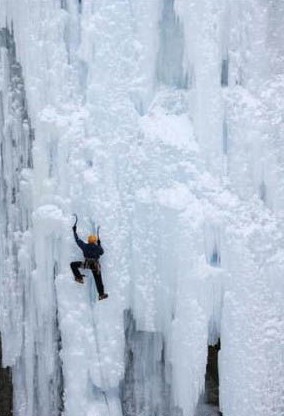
[0,1,283,416]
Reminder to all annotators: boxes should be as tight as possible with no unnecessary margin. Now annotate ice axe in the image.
[72,213,78,229]
[89,216,100,240]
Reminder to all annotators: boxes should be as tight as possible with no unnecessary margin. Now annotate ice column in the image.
[0,27,63,416]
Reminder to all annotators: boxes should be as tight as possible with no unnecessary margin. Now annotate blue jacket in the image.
[74,230,104,260]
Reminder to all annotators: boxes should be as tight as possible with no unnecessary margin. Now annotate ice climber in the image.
[70,224,108,300]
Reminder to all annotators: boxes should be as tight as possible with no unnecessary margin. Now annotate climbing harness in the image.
[83,258,101,273]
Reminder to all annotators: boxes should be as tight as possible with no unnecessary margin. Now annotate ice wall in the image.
[0,1,283,416]
[0,27,64,416]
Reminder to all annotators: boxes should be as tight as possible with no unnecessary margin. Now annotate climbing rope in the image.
[88,280,111,416]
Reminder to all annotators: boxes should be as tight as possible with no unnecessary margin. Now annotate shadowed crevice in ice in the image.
[204,225,221,268]
[0,28,34,171]
[210,248,221,267]
[120,309,182,416]
[259,180,266,203]
[78,0,82,13]
[195,341,222,416]
[156,0,187,89]
[0,334,13,416]
[205,341,221,408]
[222,118,228,156]
[221,57,229,87]
[54,262,65,415]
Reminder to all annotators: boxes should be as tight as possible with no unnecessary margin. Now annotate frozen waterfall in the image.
[0,1,283,416]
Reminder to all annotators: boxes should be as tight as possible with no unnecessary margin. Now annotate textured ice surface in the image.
[0,1,283,416]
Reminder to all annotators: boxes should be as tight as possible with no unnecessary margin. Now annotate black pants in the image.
[70,260,105,296]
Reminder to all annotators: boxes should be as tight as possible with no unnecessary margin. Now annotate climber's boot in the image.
[98,293,108,301]
[75,275,84,284]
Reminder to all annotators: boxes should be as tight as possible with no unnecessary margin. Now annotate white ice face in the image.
[0,1,283,416]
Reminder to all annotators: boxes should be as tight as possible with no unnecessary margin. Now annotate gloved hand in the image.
[72,225,77,232]
[97,239,101,245]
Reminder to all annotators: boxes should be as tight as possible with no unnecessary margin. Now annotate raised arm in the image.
[97,238,104,255]
[73,225,85,250]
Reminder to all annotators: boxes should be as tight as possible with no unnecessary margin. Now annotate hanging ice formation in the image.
[0,1,283,416]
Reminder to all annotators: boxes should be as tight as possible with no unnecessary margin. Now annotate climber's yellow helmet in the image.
[88,235,98,244]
